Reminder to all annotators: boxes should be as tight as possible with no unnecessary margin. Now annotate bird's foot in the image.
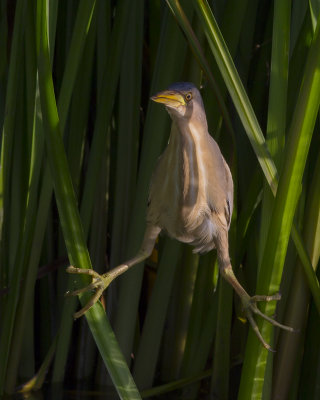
[65,266,115,319]
[241,292,294,352]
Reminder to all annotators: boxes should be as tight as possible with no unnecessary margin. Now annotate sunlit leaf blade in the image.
[191,0,278,193]
[239,13,320,399]
[167,1,320,398]
[273,147,320,399]
[2,1,320,398]
[165,0,234,137]
[36,0,141,398]
[259,0,291,270]
[186,0,320,312]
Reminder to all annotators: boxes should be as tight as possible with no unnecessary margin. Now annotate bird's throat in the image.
[171,120,210,224]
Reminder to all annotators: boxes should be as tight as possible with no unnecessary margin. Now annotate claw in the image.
[73,289,105,319]
[245,311,276,352]
[66,266,102,280]
[65,280,99,297]
[65,264,130,318]
[65,266,114,318]
[242,292,295,351]
[65,248,153,318]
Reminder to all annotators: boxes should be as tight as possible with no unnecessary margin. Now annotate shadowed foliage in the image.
[0,1,320,399]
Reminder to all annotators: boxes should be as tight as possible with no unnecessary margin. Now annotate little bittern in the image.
[67,82,293,350]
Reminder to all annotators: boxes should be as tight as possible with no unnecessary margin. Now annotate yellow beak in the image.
[151,90,186,107]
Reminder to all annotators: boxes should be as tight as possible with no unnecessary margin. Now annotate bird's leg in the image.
[66,224,161,318]
[216,231,294,351]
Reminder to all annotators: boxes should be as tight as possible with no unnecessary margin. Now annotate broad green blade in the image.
[167,1,320,398]
[165,0,234,137]
[259,0,291,269]
[273,144,320,399]
[186,0,320,314]
[36,0,141,398]
[248,0,291,397]
[191,0,278,193]
[52,2,98,382]
[239,14,320,399]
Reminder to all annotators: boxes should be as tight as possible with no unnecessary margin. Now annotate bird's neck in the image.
[169,118,210,212]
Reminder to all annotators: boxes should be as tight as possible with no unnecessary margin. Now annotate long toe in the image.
[65,280,99,297]
[73,288,104,319]
[65,267,115,318]
[251,305,294,332]
[66,266,103,280]
[241,294,294,351]
[251,293,281,302]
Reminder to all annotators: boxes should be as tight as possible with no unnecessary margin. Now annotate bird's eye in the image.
[185,92,192,102]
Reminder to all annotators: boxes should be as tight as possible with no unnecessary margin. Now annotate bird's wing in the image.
[223,158,233,229]
[206,136,234,230]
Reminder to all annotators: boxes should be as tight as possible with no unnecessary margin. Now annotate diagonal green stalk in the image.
[2,1,320,396]
[166,1,320,313]
[165,0,234,138]
[259,0,291,268]
[52,2,98,383]
[273,149,320,399]
[168,1,320,397]
[36,0,141,398]
[53,0,131,382]
[239,13,320,398]
[2,0,98,390]
[185,0,320,313]
[252,1,291,397]
[191,0,278,192]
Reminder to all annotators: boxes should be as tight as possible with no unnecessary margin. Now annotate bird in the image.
[67,82,293,350]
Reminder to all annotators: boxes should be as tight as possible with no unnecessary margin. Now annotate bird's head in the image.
[151,82,206,124]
